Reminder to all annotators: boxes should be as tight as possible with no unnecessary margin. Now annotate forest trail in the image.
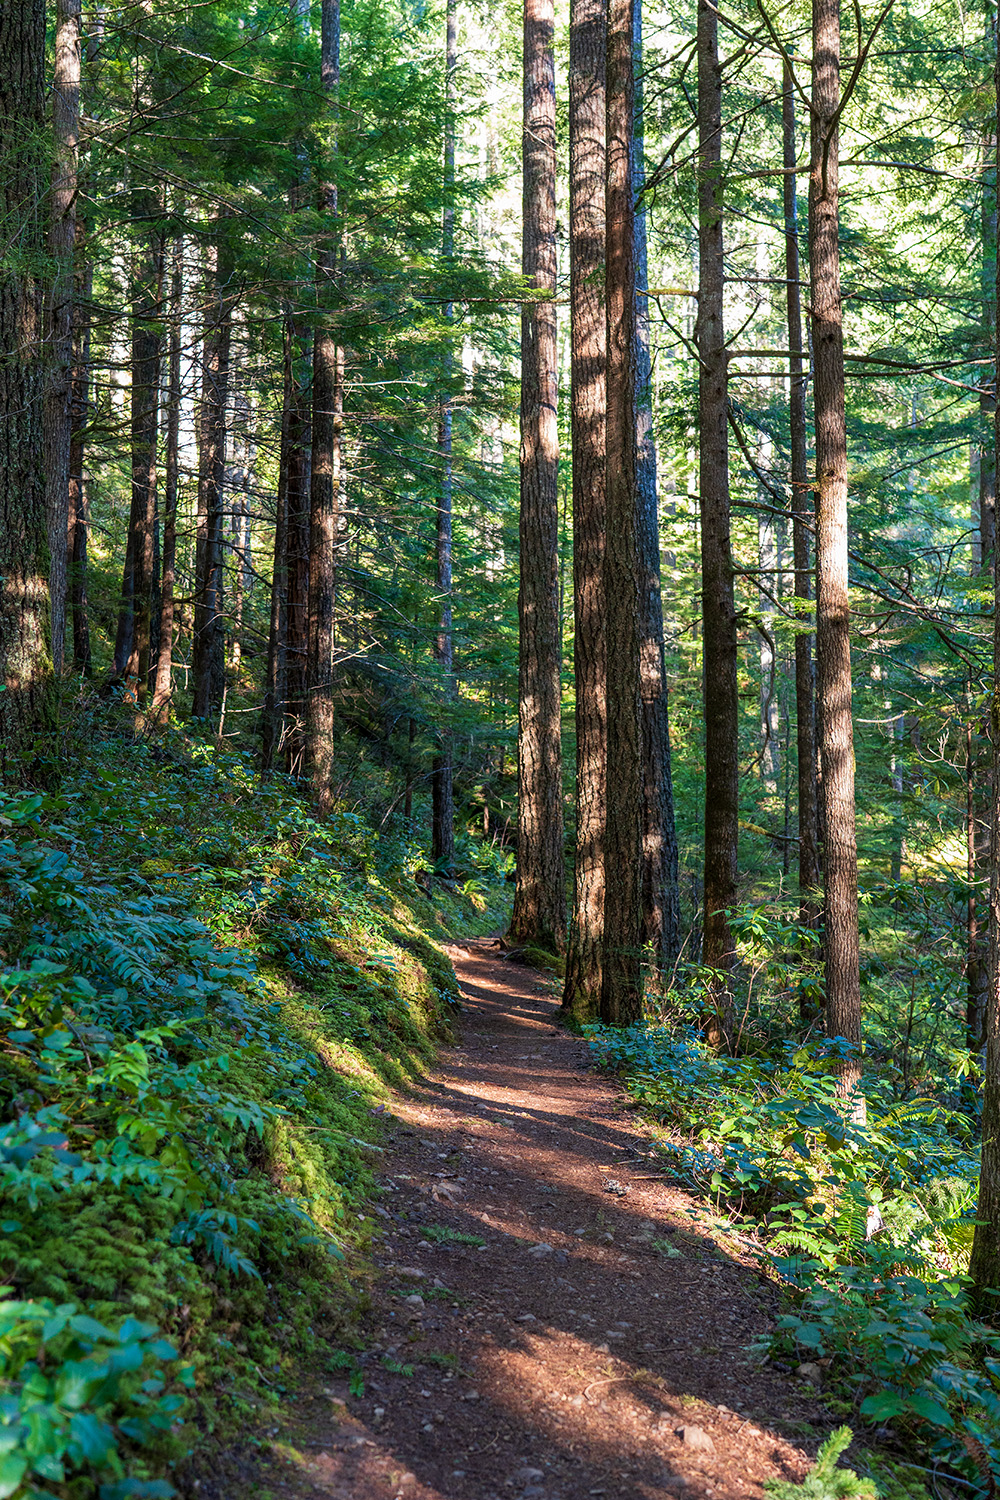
[254,940,828,1500]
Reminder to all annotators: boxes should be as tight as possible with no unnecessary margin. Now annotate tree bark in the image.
[285,316,312,777]
[262,342,290,773]
[283,0,312,776]
[968,712,989,1050]
[697,0,738,1043]
[44,0,81,678]
[969,46,1000,1309]
[191,237,233,721]
[432,0,459,876]
[152,234,183,715]
[308,0,342,812]
[510,0,566,954]
[112,195,163,699]
[68,256,92,678]
[635,0,680,974]
[969,92,997,1051]
[600,0,644,1024]
[784,60,821,956]
[810,0,863,1110]
[0,0,51,772]
[758,493,780,795]
[562,0,606,1021]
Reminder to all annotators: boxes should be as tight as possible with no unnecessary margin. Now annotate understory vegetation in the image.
[588,903,1000,1496]
[0,707,508,1498]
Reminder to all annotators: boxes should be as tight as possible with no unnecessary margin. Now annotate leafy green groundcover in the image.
[586,1019,999,1494]
[0,739,504,1497]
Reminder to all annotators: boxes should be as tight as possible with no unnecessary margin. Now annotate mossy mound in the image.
[522,945,566,978]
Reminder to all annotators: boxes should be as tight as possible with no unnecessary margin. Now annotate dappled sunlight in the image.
[261,939,818,1500]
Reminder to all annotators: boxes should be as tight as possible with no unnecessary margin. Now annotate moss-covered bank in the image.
[0,729,507,1498]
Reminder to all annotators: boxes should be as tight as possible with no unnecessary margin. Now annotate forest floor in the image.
[248,939,836,1500]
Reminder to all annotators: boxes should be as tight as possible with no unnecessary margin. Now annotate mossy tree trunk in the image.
[0,0,52,774]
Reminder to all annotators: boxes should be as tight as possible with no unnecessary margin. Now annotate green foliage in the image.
[586,902,1000,1491]
[763,1428,875,1499]
[421,1225,485,1246]
[0,736,502,1494]
[0,1297,189,1499]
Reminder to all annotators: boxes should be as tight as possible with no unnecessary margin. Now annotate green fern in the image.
[763,1428,877,1499]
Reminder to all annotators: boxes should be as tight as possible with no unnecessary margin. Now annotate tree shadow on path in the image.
[251,940,827,1500]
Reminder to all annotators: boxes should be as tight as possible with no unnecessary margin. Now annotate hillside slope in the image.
[0,725,508,1498]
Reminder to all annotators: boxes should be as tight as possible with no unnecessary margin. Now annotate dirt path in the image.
[256,940,829,1500]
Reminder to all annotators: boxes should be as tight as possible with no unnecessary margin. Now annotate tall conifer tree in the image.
[810,0,863,1107]
[601,0,644,1023]
[697,0,738,1043]
[0,0,50,771]
[432,0,459,875]
[308,0,343,811]
[510,0,565,954]
[563,0,607,1019]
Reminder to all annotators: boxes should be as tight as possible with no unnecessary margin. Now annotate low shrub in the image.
[587,957,998,1492]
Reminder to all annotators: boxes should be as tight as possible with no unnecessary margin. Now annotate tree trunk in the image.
[969,47,1000,1309]
[44,0,81,677]
[889,711,905,882]
[784,60,821,955]
[308,0,342,812]
[432,0,459,876]
[510,0,565,955]
[68,256,92,677]
[404,716,416,821]
[152,234,183,715]
[697,0,737,1043]
[0,0,51,772]
[600,0,644,1024]
[562,0,606,1021]
[969,90,997,1051]
[285,315,311,777]
[758,490,779,795]
[191,237,233,721]
[112,197,163,699]
[635,0,680,974]
[968,713,989,1050]
[810,0,863,1110]
[262,345,290,773]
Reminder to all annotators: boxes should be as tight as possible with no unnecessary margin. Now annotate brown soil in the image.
[250,940,831,1500]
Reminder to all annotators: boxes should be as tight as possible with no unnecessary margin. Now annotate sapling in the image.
[763,1427,876,1499]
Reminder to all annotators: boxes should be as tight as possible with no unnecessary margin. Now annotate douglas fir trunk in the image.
[432,0,459,874]
[0,0,51,770]
[697,0,738,1043]
[600,0,645,1024]
[784,62,821,957]
[810,0,863,1108]
[634,0,680,974]
[562,0,607,1020]
[191,238,233,721]
[308,0,343,811]
[510,0,566,954]
[969,45,1000,1311]
[44,0,81,676]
